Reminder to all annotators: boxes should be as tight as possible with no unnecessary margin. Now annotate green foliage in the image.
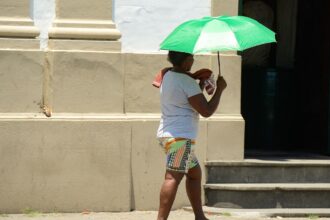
[308,214,319,219]
[220,212,231,216]
[22,208,42,217]
[0,212,9,217]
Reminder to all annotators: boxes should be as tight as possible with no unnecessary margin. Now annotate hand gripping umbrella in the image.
[160,15,276,76]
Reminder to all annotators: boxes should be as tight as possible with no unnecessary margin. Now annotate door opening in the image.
[241,0,330,157]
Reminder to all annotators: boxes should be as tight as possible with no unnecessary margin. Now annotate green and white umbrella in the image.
[160,15,276,75]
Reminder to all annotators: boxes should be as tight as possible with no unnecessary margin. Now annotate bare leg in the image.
[186,165,208,220]
[157,170,184,220]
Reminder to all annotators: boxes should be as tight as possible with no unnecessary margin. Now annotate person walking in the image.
[156,51,227,220]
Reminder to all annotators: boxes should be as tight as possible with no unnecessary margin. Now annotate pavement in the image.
[1,209,330,220]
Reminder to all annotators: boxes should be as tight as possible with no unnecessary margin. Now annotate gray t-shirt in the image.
[157,70,202,139]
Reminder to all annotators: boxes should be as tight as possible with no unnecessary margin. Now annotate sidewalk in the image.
[1,209,330,220]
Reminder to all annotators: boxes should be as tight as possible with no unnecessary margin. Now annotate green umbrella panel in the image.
[160,15,276,75]
[160,15,276,53]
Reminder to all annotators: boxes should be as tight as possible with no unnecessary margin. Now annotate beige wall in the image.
[0,119,132,213]
[0,0,30,18]
[49,0,120,42]
[0,1,39,38]
[124,53,242,115]
[0,116,242,213]
[0,49,244,213]
[0,0,243,213]
[212,0,240,16]
[55,0,113,21]
[50,52,124,113]
[35,52,242,115]
[131,120,208,210]
[0,50,44,113]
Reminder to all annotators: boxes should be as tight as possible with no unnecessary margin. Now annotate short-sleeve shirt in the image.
[157,70,202,139]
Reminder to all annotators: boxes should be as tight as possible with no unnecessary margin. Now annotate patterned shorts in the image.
[158,137,199,173]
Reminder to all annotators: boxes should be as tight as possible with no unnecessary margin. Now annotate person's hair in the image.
[167,51,192,66]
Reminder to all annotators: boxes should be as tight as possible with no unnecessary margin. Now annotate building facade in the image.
[0,0,244,213]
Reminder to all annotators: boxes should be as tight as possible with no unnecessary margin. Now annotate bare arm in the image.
[188,76,227,118]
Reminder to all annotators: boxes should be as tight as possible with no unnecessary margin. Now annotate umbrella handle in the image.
[217,51,221,77]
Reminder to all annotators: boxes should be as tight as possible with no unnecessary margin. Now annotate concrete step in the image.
[184,206,330,218]
[206,159,330,183]
[205,183,330,208]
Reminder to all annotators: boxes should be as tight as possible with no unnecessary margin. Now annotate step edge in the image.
[204,183,330,191]
[183,206,330,218]
[205,160,330,167]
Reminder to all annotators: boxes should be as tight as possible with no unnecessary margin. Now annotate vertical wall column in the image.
[0,0,39,38]
[0,0,39,49]
[209,0,245,161]
[211,0,240,16]
[49,0,121,51]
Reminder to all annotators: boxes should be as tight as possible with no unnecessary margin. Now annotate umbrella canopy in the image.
[160,15,276,54]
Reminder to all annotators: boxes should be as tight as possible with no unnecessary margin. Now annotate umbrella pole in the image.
[217,51,221,77]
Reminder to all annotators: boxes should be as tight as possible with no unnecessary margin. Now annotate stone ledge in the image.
[184,206,330,218]
[0,17,34,26]
[0,113,243,121]
[48,27,121,40]
[53,19,117,29]
[0,25,39,38]
[48,39,121,52]
[206,159,330,166]
[205,183,330,191]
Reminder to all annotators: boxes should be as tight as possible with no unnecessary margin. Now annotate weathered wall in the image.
[0,51,244,212]
[0,0,244,213]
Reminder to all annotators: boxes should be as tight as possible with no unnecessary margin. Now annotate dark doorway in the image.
[241,0,330,156]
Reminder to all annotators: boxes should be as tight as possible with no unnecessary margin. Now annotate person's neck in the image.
[172,67,188,74]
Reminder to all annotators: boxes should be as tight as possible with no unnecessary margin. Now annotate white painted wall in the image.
[31,0,211,52]
[31,0,55,49]
[114,0,211,53]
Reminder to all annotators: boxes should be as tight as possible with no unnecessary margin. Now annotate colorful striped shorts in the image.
[158,137,199,173]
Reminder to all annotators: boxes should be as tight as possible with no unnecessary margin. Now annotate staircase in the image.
[205,156,330,209]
